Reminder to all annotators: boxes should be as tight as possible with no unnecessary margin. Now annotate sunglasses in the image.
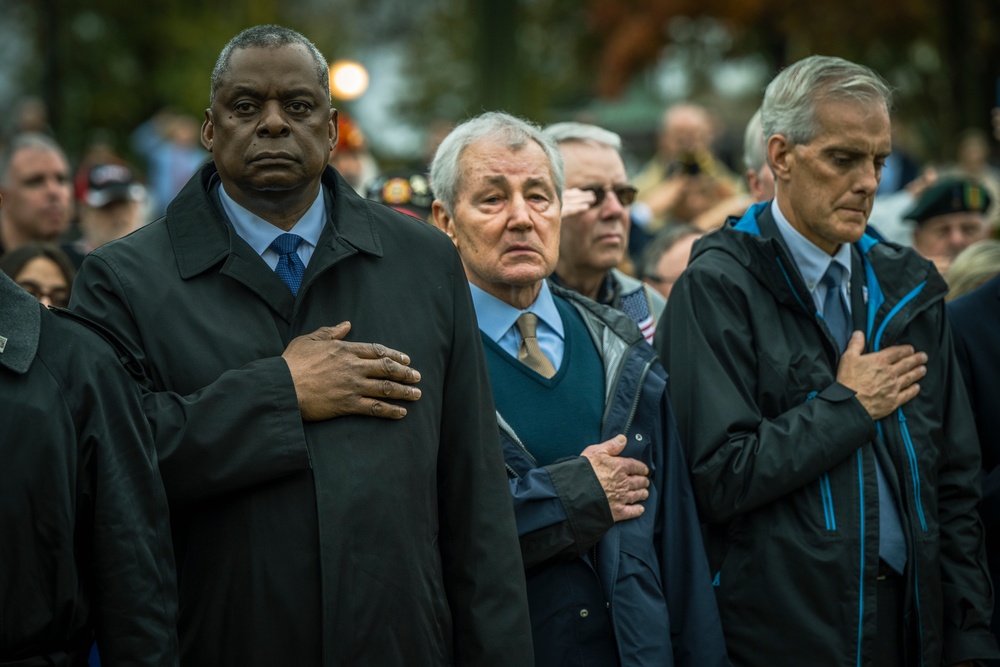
[18,280,70,308]
[579,184,638,208]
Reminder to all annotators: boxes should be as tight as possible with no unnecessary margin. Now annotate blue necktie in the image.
[822,261,907,573]
[270,233,306,296]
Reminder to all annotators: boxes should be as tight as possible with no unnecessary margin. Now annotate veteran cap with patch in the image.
[903,177,991,224]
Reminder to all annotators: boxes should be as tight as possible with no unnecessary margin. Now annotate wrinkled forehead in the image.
[459,139,557,190]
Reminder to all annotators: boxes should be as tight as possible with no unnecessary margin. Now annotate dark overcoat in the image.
[948,272,1000,651]
[0,274,177,665]
[70,164,533,666]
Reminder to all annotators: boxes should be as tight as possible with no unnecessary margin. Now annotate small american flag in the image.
[619,289,657,344]
[638,316,656,343]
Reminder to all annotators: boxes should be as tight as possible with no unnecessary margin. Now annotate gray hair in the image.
[0,132,67,185]
[210,25,330,105]
[429,111,564,216]
[639,223,702,280]
[761,55,893,146]
[543,122,622,152]
[742,108,766,173]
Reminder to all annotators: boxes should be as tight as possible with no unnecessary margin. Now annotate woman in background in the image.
[0,241,75,308]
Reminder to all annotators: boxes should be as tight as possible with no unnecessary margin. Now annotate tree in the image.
[583,0,1000,160]
[8,0,355,165]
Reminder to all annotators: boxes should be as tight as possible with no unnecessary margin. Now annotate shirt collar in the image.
[771,199,852,290]
[469,280,565,344]
[218,184,326,255]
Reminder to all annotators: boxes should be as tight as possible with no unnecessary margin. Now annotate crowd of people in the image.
[2,22,1000,667]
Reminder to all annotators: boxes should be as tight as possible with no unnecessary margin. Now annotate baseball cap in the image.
[85,163,146,208]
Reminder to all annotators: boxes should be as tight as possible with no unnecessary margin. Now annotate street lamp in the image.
[329,60,369,100]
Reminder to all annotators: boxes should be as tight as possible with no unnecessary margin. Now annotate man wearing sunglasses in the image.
[543,123,665,343]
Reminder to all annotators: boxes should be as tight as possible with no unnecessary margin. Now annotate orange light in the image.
[328,60,369,100]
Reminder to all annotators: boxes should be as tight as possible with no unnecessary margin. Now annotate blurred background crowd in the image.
[3,0,1000,303]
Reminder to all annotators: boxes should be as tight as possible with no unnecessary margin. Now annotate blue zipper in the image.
[872,281,926,351]
[819,474,837,530]
[871,280,929,530]
[912,557,926,666]
[897,410,928,531]
[855,450,865,667]
[867,278,930,666]
[804,391,837,531]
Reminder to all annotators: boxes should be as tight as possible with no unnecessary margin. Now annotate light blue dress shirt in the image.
[218,184,326,270]
[469,280,566,370]
[771,200,852,316]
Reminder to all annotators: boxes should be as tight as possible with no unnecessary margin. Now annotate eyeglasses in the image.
[18,280,70,308]
[580,184,638,208]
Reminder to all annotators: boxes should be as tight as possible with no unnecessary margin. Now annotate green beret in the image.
[903,178,991,224]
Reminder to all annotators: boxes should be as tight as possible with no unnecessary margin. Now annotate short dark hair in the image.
[209,25,330,105]
[0,242,77,292]
[639,224,702,280]
[0,133,67,186]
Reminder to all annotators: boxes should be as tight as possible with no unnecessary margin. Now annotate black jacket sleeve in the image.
[511,457,614,570]
[435,251,535,665]
[69,322,179,664]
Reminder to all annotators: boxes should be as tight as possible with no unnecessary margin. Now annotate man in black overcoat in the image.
[70,24,532,666]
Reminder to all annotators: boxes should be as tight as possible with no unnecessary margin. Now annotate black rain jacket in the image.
[658,202,998,666]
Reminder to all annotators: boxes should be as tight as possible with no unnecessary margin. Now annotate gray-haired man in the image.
[432,110,727,667]
[543,122,665,342]
[659,54,997,666]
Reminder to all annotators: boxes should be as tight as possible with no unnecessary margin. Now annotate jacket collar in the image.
[549,282,647,353]
[0,272,41,374]
[721,200,948,343]
[165,163,383,281]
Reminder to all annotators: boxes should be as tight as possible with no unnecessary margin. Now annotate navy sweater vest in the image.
[481,297,605,466]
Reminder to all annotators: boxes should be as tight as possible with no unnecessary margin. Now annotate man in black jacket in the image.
[658,55,997,666]
[0,261,178,664]
[70,25,532,666]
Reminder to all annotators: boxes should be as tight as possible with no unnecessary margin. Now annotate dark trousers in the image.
[876,560,905,666]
